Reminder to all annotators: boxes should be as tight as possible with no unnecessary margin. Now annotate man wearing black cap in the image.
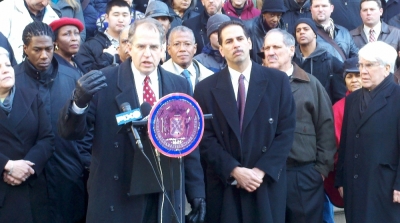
[183,0,224,56]
[293,18,346,104]
[245,0,286,64]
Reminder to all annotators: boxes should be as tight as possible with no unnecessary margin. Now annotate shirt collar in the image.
[172,61,196,77]
[228,62,252,83]
[104,29,120,48]
[285,64,294,77]
[131,63,158,84]
[363,22,381,37]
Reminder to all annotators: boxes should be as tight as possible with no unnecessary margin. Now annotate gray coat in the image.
[289,63,336,177]
[350,22,400,51]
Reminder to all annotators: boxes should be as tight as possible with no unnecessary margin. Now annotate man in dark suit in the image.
[193,20,296,223]
[58,18,206,223]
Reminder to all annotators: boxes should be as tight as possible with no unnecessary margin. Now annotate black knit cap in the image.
[294,18,317,36]
[261,0,286,14]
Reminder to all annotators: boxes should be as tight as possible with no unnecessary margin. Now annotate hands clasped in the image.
[231,167,265,192]
[3,160,35,186]
[73,70,107,108]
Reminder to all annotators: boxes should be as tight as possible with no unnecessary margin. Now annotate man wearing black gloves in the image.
[58,18,206,223]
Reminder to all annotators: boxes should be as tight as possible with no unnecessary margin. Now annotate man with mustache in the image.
[244,0,286,64]
[183,0,224,55]
[162,26,213,93]
[262,28,335,223]
[194,20,296,223]
[0,0,59,63]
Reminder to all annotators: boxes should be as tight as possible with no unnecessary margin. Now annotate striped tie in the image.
[369,29,376,42]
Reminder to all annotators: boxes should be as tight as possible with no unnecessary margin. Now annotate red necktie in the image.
[369,29,376,42]
[237,74,245,132]
[143,76,156,106]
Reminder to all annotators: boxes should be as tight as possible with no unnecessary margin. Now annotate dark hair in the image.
[310,0,332,6]
[22,21,55,46]
[105,0,131,15]
[360,0,382,8]
[217,20,248,46]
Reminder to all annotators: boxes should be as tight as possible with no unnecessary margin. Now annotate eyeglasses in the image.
[356,62,381,70]
[170,42,195,49]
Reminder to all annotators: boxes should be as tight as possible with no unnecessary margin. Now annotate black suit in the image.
[58,59,205,222]
[193,62,296,223]
[0,87,54,223]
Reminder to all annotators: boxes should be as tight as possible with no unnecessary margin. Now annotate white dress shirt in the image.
[131,63,160,105]
[228,62,252,101]
[363,22,381,42]
[172,61,196,89]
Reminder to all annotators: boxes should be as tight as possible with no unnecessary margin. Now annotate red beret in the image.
[49,17,84,32]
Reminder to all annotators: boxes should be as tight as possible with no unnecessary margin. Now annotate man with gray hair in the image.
[336,41,400,223]
[58,18,206,223]
[162,26,214,93]
[262,28,336,223]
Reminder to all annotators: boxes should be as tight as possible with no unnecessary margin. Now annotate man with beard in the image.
[245,0,286,64]
[183,0,224,55]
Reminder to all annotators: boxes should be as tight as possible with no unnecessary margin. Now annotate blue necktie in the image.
[182,69,193,93]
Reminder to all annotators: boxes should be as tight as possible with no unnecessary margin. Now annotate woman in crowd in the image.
[0,47,54,222]
[49,17,85,75]
[52,0,87,41]
[168,0,199,30]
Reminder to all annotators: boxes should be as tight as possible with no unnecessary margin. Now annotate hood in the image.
[284,0,311,12]
[294,42,327,62]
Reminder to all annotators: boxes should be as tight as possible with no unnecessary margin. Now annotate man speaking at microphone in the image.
[58,18,206,223]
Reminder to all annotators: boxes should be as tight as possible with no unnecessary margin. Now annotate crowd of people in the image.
[0,0,400,222]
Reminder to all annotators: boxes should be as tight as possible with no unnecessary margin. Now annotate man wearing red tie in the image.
[57,18,205,223]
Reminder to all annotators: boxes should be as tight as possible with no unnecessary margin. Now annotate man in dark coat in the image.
[283,0,312,34]
[244,0,286,64]
[182,0,224,55]
[194,20,296,223]
[311,0,359,62]
[58,18,206,223]
[293,18,346,104]
[262,28,335,223]
[381,0,400,23]
[329,0,362,31]
[14,21,90,223]
[335,41,400,223]
[350,0,400,51]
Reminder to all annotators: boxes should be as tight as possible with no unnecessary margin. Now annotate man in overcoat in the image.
[335,41,400,222]
[193,20,296,223]
[58,18,206,222]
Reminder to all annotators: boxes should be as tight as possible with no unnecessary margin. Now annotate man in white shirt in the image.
[162,26,213,93]
[350,0,400,53]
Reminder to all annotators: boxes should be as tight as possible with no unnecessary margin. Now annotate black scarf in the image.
[360,73,393,114]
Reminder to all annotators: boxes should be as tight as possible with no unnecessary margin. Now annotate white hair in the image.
[0,47,10,58]
[358,41,397,73]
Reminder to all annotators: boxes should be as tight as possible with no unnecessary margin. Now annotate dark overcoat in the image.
[193,62,296,223]
[58,59,205,222]
[0,87,54,223]
[14,58,91,222]
[335,76,400,222]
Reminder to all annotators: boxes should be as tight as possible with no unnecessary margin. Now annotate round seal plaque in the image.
[148,93,204,158]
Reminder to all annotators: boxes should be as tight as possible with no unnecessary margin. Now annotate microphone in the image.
[119,102,144,150]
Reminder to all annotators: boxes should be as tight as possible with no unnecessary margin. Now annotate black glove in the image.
[73,70,107,108]
[186,197,206,223]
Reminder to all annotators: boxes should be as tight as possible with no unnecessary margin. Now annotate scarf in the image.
[322,18,335,39]
[0,85,16,115]
[360,73,393,114]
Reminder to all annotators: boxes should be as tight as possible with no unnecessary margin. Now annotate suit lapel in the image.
[115,61,140,110]
[211,67,241,141]
[241,64,268,133]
